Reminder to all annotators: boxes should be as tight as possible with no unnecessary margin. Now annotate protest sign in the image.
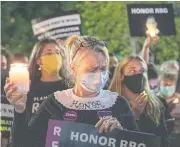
[31,13,81,40]
[45,120,160,147]
[127,4,176,37]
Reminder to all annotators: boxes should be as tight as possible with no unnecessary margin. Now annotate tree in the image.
[1,1,78,55]
[77,1,132,60]
[1,1,180,64]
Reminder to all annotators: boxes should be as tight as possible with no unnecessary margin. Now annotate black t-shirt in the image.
[25,89,138,147]
[12,79,67,147]
[136,112,170,147]
[26,79,67,121]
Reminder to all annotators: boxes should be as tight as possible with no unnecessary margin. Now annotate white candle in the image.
[9,63,29,93]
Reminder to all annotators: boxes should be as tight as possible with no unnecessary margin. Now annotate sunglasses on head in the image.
[72,37,107,61]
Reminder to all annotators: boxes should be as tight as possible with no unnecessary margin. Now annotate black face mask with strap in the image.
[123,73,146,94]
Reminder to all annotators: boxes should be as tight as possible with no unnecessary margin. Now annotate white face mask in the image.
[80,70,109,92]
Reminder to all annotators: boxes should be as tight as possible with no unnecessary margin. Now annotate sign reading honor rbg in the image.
[45,120,160,147]
[127,4,176,37]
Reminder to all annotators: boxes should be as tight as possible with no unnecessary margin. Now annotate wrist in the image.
[132,108,141,118]
[14,105,26,113]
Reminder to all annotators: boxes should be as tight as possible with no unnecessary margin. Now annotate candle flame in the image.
[146,16,159,38]
[11,63,28,68]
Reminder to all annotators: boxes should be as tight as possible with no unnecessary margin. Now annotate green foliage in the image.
[77,2,132,58]
[77,1,180,64]
[1,1,78,55]
[1,1,180,64]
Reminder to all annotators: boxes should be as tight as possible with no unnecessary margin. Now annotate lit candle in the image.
[146,16,159,38]
[9,63,29,93]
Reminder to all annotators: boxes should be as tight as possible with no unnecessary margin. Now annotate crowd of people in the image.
[1,35,180,147]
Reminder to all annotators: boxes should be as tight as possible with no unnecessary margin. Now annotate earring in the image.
[39,66,41,70]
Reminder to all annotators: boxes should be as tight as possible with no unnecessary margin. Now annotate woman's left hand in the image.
[95,117,123,133]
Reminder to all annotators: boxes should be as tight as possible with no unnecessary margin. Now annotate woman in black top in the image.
[109,55,170,147]
[5,38,68,147]
[5,35,138,147]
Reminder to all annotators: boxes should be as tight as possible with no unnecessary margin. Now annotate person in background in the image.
[4,38,69,147]
[147,63,173,135]
[5,35,138,147]
[158,69,180,147]
[13,52,29,64]
[158,61,180,120]
[176,63,180,93]
[1,47,13,98]
[104,52,119,89]
[1,131,11,147]
[1,47,13,71]
[141,35,159,64]
[160,60,179,73]
[160,58,180,147]
[109,52,119,79]
[147,63,159,96]
[109,55,169,147]
[141,36,160,92]
[158,71,179,107]
[1,47,13,147]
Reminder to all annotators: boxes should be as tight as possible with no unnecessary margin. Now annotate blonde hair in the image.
[109,55,162,125]
[66,35,109,65]
[65,35,109,87]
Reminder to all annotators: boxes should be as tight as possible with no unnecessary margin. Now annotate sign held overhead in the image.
[127,4,176,37]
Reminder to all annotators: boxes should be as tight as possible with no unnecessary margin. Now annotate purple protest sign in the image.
[45,120,61,147]
[45,120,160,147]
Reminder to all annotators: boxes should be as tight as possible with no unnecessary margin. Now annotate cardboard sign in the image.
[0,103,14,118]
[31,13,81,40]
[127,4,176,37]
[45,120,160,147]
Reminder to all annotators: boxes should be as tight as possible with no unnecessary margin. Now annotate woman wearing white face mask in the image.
[4,35,138,147]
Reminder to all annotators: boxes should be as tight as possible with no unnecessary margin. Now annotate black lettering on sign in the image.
[70,101,105,110]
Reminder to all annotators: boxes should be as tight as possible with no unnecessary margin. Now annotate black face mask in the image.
[123,73,146,94]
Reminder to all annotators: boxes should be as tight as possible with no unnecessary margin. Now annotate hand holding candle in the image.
[9,63,30,93]
[4,63,30,113]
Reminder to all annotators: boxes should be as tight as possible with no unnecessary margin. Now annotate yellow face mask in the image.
[40,54,62,75]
